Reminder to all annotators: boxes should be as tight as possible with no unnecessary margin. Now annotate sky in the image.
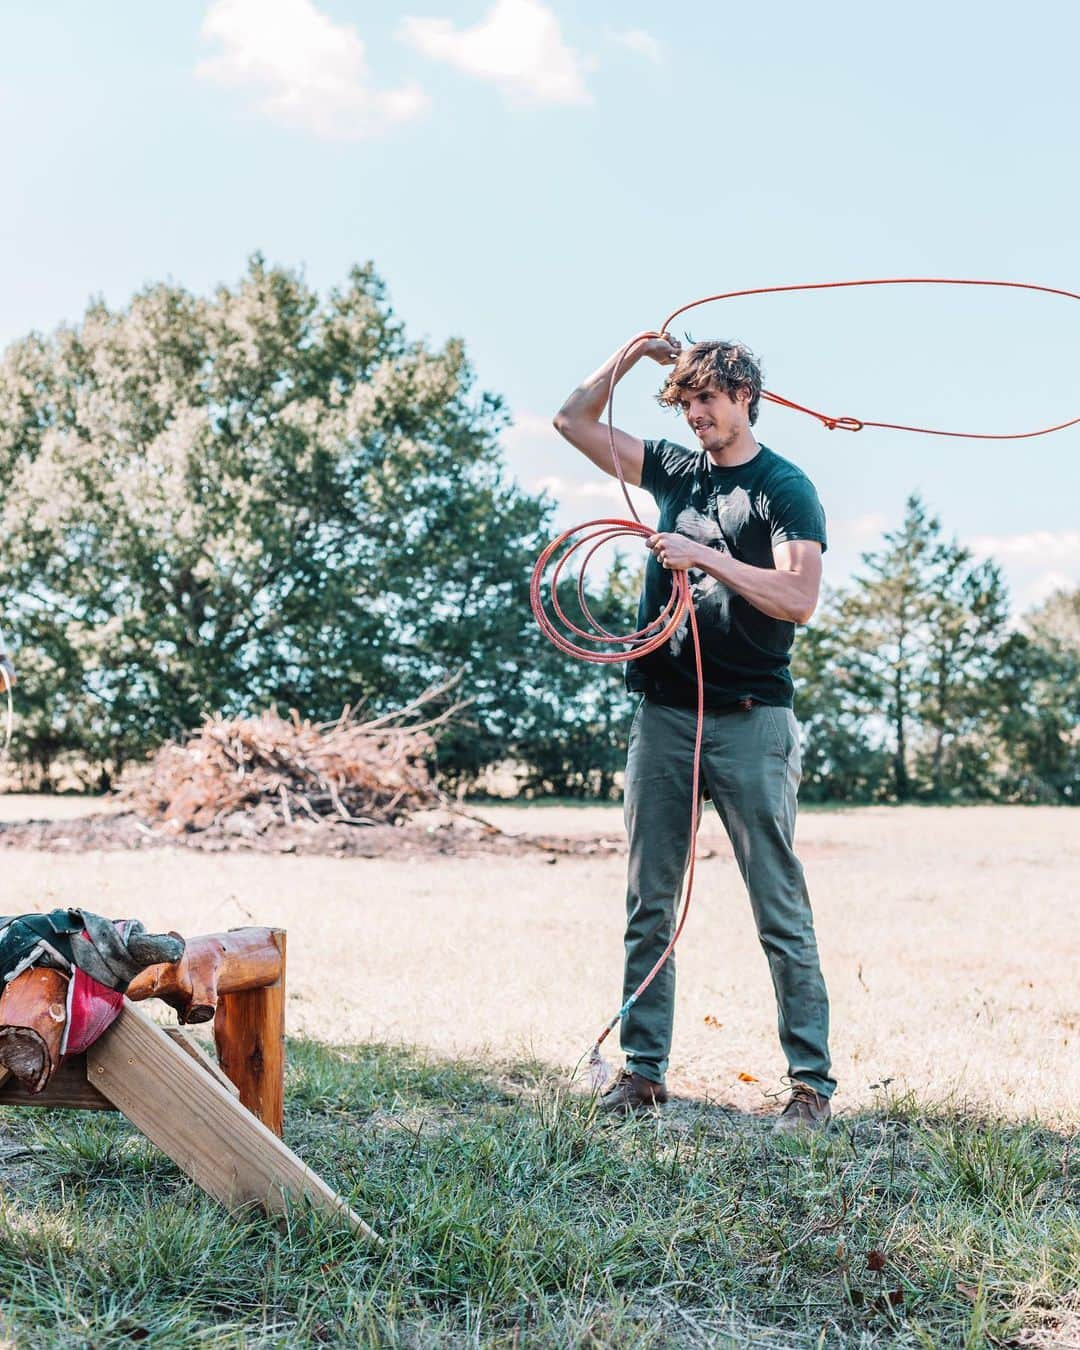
[2,0,1079,611]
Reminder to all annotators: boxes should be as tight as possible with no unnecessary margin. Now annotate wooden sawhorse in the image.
[0,926,377,1241]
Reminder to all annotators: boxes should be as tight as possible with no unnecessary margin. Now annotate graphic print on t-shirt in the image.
[666,486,752,656]
[629,440,827,709]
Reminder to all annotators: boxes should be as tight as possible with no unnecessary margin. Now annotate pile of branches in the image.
[122,681,465,835]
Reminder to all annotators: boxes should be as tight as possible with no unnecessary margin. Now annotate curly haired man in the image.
[554,334,834,1132]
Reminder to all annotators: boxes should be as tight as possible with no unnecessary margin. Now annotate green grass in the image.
[1,1042,1077,1347]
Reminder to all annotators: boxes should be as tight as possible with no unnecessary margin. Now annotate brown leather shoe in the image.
[772,1082,832,1134]
[598,1069,668,1115]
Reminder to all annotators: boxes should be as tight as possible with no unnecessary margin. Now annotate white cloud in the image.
[504,410,556,452]
[968,530,1080,615]
[610,28,666,65]
[399,0,591,105]
[534,475,632,502]
[529,474,655,527]
[196,0,427,140]
[499,411,654,527]
[1019,569,1075,610]
[830,512,889,546]
[969,529,1080,562]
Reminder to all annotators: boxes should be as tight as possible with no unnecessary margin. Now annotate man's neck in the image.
[707,429,760,469]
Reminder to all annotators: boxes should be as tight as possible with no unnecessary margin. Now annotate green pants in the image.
[621,698,836,1098]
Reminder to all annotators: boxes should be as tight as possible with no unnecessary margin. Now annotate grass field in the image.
[3,800,1076,1125]
[1,801,1078,1345]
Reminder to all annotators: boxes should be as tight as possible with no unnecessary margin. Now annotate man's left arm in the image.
[647,534,822,625]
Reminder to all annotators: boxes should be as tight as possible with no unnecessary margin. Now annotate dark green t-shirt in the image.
[626,440,827,709]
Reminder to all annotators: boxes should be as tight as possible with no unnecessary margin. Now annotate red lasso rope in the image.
[530,277,1080,1077]
[663,278,1080,439]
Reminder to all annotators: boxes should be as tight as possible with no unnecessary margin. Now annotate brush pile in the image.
[122,685,461,837]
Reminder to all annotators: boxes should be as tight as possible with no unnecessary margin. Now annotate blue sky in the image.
[3,0,1079,610]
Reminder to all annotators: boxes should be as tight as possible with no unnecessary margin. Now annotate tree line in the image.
[0,258,1075,803]
[792,500,1078,803]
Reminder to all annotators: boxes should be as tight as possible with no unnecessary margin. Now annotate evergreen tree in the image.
[816,495,1012,801]
[839,496,939,799]
[990,588,1080,803]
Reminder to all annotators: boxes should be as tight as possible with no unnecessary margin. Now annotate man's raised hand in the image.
[553,333,681,487]
[639,333,682,366]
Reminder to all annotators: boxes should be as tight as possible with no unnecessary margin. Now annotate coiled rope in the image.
[529,277,1080,1086]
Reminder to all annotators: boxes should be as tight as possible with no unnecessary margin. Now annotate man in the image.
[553,334,835,1132]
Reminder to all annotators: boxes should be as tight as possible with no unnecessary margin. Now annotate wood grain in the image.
[0,967,69,1091]
[164,1027,239,1098]
[87,1002,378,1240]
[126,927,283,1024]
[214,930,285,1134]
[0,1054,112,1110]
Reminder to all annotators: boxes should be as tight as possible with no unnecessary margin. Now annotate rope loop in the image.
[662,277,1080,441]
[530,517,704,1064]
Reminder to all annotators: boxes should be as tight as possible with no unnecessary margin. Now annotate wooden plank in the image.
[87,1003,379,1240]
[0,1054,113,1111]
[214,930,285,1134]
[164,1028,240,1098]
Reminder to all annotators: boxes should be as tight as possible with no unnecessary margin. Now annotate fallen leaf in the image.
[956,1283,980,1302]
[737,1072,759,1083]
[867,1250,887,1272]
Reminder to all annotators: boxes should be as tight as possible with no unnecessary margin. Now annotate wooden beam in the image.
[164,1028,239,1098]
[214,930,285,1134]
[87,1002,379,1241]
[126,927,284,1025]
[0,1054,112,1110]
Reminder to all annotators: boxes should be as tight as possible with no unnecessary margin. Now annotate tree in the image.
[915,541,1010,799]
[0,257,559,786]
[790,589,891,802]
[836,496,1011,800]
[989,588,1080,803]
[513,553,640,798]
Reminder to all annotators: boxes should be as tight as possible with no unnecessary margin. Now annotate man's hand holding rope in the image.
[646,532,708,571]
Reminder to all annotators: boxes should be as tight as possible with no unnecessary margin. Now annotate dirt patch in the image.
[0,808,632,860]
[0,801,853,862]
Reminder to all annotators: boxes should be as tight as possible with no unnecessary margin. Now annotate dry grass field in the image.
[5,797,1077,1128]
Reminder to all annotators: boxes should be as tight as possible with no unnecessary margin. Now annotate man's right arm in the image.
[552,334,681,488]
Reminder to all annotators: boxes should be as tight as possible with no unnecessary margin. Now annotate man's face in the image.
[677,383,750,457]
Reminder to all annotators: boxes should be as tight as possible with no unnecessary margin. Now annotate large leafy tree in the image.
[0,257,580,786]
[513,553,640,798]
